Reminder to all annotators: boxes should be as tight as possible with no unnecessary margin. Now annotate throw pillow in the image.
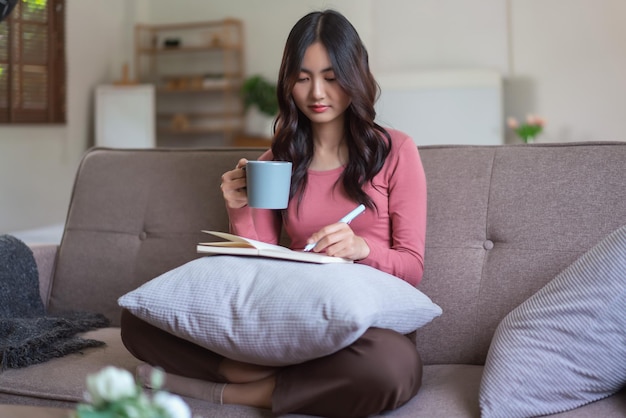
[118,256,442,366]
[479,225,626,418]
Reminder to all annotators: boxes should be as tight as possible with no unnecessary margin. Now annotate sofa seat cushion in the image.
[0,405,74,418]
[389,364,483,417]
[546,389,626,418]
[169,365,626,418]
[1,331,624,417]
[0,327,142,403]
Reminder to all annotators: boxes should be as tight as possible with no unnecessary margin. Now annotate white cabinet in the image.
[375,70,503,146]
[95,84,156,148]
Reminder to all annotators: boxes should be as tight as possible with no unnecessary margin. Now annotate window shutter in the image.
[0,0,65,124]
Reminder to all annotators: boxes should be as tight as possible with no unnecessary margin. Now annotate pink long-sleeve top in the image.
[227,128,427,286]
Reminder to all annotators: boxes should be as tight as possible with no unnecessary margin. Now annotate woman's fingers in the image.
[236,158,249,170]
[308,223,369,260]
[220,159,250,208]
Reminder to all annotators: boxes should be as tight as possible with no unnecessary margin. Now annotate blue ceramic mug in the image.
[246,161,292,209]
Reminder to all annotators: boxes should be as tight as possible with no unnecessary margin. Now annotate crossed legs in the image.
[135,359,275,408]
[121,309,422,417]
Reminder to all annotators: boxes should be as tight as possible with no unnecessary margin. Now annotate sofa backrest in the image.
[414,142,626,364]
[48,148,264,325]
[47,143,626,365]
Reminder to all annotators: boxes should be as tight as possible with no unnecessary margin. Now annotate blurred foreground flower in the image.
[75,366,191,418]
[507,114,546,143]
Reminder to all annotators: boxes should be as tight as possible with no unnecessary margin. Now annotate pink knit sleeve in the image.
[226,205,282,245]
[356,138,427,286]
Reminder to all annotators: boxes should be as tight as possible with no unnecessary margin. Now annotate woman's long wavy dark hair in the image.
[271,10,391,211]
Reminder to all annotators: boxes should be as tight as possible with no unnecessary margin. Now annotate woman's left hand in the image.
[306,223,370,260]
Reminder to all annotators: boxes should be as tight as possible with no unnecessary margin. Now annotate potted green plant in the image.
[241,75,279,116]
[241,75,278,137]
[507,114,546,143]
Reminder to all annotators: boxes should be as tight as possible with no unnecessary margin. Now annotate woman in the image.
[122,9,427,417]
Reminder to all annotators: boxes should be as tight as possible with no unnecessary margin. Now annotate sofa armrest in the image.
[29,244,58,310]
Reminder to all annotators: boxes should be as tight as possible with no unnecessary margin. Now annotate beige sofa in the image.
[1,143,625,417]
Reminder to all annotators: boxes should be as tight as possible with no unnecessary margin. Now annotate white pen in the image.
[303,204,366,252]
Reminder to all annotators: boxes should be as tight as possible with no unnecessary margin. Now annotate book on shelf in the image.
[197,231,352,264]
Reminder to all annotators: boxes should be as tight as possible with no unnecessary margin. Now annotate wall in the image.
[1,0,625,232]
[140,0,372,82]
[370,0,626,143]
[0,0,137,232]
[508,0,626,142]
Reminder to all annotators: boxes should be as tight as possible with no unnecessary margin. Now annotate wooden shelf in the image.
[138,44,242,54]
[157,85,240,93]
[135,19,245,145]
[157,111,243,119]
[159,126,243,135]
[233,134,273,147]
[135,19,242,31]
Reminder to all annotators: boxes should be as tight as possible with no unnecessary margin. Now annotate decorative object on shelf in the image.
[164,77,188,91]
[209,33,222,47]
[190,76,203,90]
[202,73,227,89]
[171,114,190,131]
[75,366,191,418]
[507,114,546,143]
[163,38,181,48]
[241,75,278,137]
[113,63,137,86]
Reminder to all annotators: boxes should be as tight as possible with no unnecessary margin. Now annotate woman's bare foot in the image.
[135,363,275,408]
[135,363,158,388]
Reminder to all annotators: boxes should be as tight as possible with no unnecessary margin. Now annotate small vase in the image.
[246,107,274,138]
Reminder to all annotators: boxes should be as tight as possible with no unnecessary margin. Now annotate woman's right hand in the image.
[220,158,249,208]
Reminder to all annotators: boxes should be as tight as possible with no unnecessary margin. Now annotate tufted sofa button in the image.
[139,231,148,241]
[483,240,494,250]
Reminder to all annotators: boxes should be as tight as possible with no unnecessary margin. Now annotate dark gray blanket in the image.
[0,234,109,370]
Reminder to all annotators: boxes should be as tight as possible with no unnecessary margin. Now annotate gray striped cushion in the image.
[480,225,626,418]
[118,256,442,366]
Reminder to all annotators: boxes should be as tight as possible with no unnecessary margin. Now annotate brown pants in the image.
[120,309,422,417]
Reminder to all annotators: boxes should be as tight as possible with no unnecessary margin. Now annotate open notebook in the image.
[197,231,352,264]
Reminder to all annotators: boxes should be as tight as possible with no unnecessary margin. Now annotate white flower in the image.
[86,366,138,407]
[121,403,144,418]
[77,366,192,418]
[506,116,519,129]
[150,366,166,390]
[153,391,192,418]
